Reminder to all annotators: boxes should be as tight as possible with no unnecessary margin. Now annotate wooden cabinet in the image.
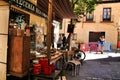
[8,36,30,77]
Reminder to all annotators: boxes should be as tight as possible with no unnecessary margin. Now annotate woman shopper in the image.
[99,35,105,54]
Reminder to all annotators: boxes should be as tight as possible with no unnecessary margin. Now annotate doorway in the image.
[89,31,105,42]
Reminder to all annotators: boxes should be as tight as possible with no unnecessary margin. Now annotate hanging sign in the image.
[5,0,47,18]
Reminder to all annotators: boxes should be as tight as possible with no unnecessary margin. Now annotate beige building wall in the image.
[60,2,120,49]
[0,1,9,80]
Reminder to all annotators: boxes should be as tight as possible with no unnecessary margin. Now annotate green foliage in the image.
[70,0,97,17]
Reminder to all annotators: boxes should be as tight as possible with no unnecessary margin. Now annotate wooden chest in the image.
[8,36,30,77]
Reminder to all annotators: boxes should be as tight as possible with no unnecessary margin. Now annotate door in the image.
[89,31,105,42]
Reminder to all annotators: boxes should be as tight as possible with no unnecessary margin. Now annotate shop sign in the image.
[5,0,47,18]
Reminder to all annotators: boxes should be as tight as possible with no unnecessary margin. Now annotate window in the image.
[86,12,94,21]
[103,8,111,21]
[59,23,62,29]
[89,32,105,42]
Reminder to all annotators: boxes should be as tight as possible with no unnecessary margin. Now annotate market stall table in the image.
[31,52,63,80]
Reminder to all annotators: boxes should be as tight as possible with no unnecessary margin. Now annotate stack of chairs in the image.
[89,42,99,53]
[65,50,81,76]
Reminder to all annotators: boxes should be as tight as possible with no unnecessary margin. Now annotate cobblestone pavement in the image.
[65,52,120,80]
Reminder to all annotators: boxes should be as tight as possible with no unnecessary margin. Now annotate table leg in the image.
[60,75,63,80]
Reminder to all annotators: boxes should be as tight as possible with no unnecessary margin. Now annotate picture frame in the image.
[72,33,77,40]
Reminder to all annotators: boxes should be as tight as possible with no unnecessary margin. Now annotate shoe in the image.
[101,51,103,54]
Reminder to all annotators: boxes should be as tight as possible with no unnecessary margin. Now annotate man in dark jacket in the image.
[62,34,66,47]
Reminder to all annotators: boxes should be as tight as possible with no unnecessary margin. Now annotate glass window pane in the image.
[86,12,94,21]
[103,8,111,21]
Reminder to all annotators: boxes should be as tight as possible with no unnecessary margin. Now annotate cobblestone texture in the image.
[65,52,120,80]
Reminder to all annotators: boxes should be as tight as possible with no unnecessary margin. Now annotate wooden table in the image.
[31,52,64,80]
[50,52,63,64]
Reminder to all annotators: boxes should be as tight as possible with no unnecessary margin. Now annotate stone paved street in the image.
[7,52,120,80]
[65,52,120,80]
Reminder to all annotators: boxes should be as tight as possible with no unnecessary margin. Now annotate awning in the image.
[37,0,76,21]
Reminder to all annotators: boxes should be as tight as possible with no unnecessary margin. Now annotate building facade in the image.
[0,0,47,79]
[60,2,120,50]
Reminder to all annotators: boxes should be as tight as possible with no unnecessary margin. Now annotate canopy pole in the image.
[46,0,53,64]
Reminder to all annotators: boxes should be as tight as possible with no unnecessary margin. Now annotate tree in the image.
[73,0,97,27]
[67,0,97,50]
[70,0,97,17]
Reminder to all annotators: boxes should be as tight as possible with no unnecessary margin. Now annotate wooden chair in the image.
[65,50,81,76]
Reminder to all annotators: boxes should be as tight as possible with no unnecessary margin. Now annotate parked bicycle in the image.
[73,49,86,65]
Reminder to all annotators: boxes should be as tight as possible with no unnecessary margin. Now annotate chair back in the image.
[67,50,74,60]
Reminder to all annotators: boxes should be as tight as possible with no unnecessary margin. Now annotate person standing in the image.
[99,35,105,54]
[57,34,63,49]
[62,34,66,48]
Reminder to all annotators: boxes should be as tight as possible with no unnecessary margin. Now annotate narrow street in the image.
[65,51,120,80]
[7,51,120,80]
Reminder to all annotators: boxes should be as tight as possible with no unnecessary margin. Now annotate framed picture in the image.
[72,33,77,40]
